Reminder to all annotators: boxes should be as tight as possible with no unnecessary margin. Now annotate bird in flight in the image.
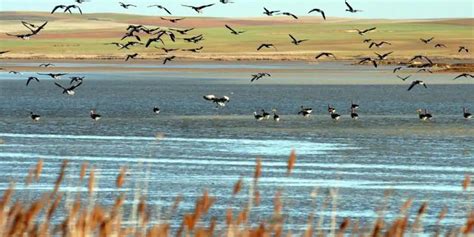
[38,73,67,79]
[70,76,84,84]
[157,47,179,53]
[219,0,234,3]
[280,12,298,19]
[315,52,336,60]
[453,73,474,80]
[250,73,271,82]
[397,75,411,81]
[26,77,40,86]
[182,4,215,13]
[407,80,427,91]
[409,55,433,65]
[257,43,277,51]
[358,57,378,68]
[369,41,391,48]
[0,51,9,55]
[6,32,37,40]
[9,71,21,75]
[163,56,176,64]
[145,35,165,48]
[393,67,403,73]
[39,63,54,67]
[170,28,195,35]
[420,37,434,44]
[21,21,48,34]
[55,82,83,95]
[160,17,185,23]
[458,46,469,53]
[417,68,433,73]
[125,53,139,61]
[119,2,136,9]
[355,27,376,36]
[375,51,393,60]
[203,95,230,107]
[148,5,172,15]
[225,25,245,35]
[263,7,280,16]
[51,5,82,14]
[182,46,204,53]
[308,8,326,20]
[289,34,308,45]
[345,1,362,13]
[434,43,447,48]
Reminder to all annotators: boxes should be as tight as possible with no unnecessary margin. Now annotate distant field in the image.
[0,11,473,61]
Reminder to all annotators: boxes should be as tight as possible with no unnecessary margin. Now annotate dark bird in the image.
[355,27,376,36]
[54,81,83,95]
[182,46,204,53]
[182,4,215,13]
[280,12,298,19]
[458,46,469,53]
[330,111,341,120]
[263,7,280,16]
[0,51,9,55]
[163,56,176,64]
[157,47,179,53]
[250,72,271,82]
[397,75,411,81]
[75,0,89,3]
[416,109,432,121]
[420,37,434,44]
[183,34,204,43]
[120,41,143,50]
[170,28,195,35]
[69,76,84,84]
[64,5,83,14]
[327,104,336,113]
[315,52,336,60]
[257,43,277,51]
[434,43,447,48]
[261,109,271,119]
[453,73,474,80]
[90,110,101,121]
[289,34,308,45]
[375,51,393,60]
[463,107,472,119]
[39,63,54,67]
[308,8,326,20]
[350,108,359,120]
[50,5,68,14]
[253,112,264,121]
[125,53,138,61]
[363,39,372,43]
[345,1,362,13]
[407,80,427,91]
[121,31,141,41]
[148,5,171,14]
[298,106,313,117]
[153,107,161,114]
[38,73,67,79]
[30,112,41,121]
[393,67,403,73]
[119,2,137,9]
[417,68,433,73]
[105,42,126,49]
[409,55,433,65]
[203,95,230,107]
[26,77,40,86]
[358,57,378,68]
[145,35,165,47]
[369,41,391,48]
[9,71,21,75]
[273,109,280,121]
[225,25,245,35]
[160,17,185,23]
[6,32,37,40]
[21,21,48,34]
[351,101,359,109]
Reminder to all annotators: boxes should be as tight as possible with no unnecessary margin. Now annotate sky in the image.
[0,0,473,18]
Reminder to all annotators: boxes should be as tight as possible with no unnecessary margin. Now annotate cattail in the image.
[287,150,296,176]
[371,218,383,237]
[47,193,63,220]
[25,168,34,186]
[80,162,88,182]
[339,218,350,232]
[34,159,43,182]
[254,190,261,206]
[53,160,68,195]
[273,190,282,215]
[254,158,262,181]
[88,167,96,196]
[116,166,127,188]
[438,206,448,221]
[233,177,243,196]
[463,174,471,191]
[462,211,474,234]
[417,202,428,215]
[170,195,183,215]
[236,208,248,225]
[400,198,413,213]
[226,208,233,226]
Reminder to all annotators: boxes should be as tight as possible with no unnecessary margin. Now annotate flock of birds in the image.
[1,0,473,122]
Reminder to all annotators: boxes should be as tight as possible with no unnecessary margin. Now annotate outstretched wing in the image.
[345,1,353,11]
[407,82,416,91]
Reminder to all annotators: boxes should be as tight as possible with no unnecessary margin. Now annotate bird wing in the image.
[200,4,215,9]
[70,81,83,89]
[372,60,378,68]
[345,1,353,11]
[369,42,375,48]
[162,7,172,15]
[407,82,416,91]
[321,11,326,20]
[225,24,237,33]
[54,82,66,89]
[288,34,296,42]
[76,5,83,14]
[423,83,427,88]
[257,44,265,51]
[51,5,65,14]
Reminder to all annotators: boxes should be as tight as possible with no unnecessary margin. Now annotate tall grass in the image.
[0,152,472,236]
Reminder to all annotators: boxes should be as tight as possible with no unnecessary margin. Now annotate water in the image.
[0,62,473,233]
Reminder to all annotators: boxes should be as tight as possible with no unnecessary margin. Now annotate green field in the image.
[0,11,473,60]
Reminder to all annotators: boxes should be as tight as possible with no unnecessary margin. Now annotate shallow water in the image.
[0,62,473,233]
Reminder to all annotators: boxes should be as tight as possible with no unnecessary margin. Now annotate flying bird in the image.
[393,67,403,73]
[148,5,172,15]
[160,17,185,23]
[397,75,411,81]
[163,56,176,64]
[6,32,37,40]
[225,25,245,35]
[409,55,433,65]
[355,27,376,36]
[9,71,22,75]
[308,8,326,20]
[369,41,391,48]
[38,73,67,79]
[125,53,139,61]
[358,57,378,68]
[182,46,203,53]
[280,12,298,19]
[289,34,308,45]
[434,43,447,48]
[363,39,372,43]
[26,77,40,86]
[315,52,336,60]
[54,82,83,95]
[407,80,427,91]
[64,5,83,14]
[345,1,362,13]
[119,2,137,9]
[70,76,84,84]
[375,51,393,60]
[458,46,469,53]
[219,0,234,3]
[420,37,434,44]
[417,68,433,73]
[250,73,271,82]
[181,4,215,13]
[453,73,474,80]
[39,63,54,67]
[170,28,195,35]
[203,95,230,107]
[257,43,277,51]
[263,7,280,16]
[21,21,48,34]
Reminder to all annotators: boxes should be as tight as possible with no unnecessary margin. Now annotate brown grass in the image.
[0,151,472,236]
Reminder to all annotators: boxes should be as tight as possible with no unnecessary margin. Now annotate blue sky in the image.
[0,0,473,18]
